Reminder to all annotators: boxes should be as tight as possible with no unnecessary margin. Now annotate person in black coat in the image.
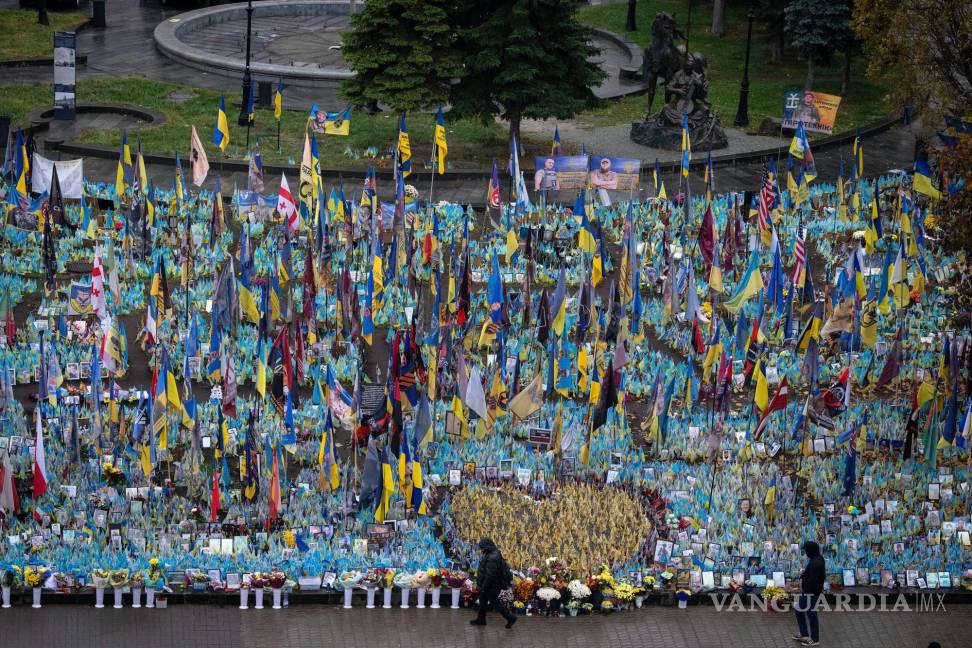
[792,540,825,646]
[471,538,516,628]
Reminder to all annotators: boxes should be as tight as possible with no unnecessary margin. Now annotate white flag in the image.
[190,125,210,187]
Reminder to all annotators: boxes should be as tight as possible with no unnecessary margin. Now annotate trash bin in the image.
[92,0,106,28]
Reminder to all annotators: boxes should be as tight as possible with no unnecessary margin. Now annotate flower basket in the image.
[675,589,692,609]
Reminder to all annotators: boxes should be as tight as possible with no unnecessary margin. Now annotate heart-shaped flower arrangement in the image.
[450,482,652,572]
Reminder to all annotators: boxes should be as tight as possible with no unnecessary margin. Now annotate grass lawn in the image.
[0,8,87,61]
[578,1,889,135]
[0,77,508,169]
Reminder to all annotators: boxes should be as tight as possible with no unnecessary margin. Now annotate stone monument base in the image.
[630,114,729,151]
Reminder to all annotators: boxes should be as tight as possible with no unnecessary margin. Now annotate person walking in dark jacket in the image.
[793,540,825,646]
[471,538,516,628]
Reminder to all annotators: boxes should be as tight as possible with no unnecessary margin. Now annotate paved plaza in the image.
[0,602,967,648]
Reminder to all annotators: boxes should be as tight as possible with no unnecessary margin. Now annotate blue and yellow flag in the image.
[852,128,863,179]
[681,114,691,177]
[551,125,562,156]
[434,105,448,174]
[214,94,230,151]
[913,157,941,199]
[15,129,29,196]
[274,81,283,121]
[397,112,411,177]
[323,106,352,136]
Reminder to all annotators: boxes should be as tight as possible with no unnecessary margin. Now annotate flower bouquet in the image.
[567,579,591,601]
[762,585,789,609]
[91,568,110,608]
[146,560,165,608]
[536,586,561,615]
[130,572,144,608]
[444,569,468,609]
[428,569,443,609]
[601,599,615,613]
[191,571,211,592]
[1,565,22,608]
[393,571,413,608]
[615,582,637,603]
[251,573,268,609]
[269,569,286,609]
[338,570,362,609]
[24,567,48,608]
[566,599,581,617]
[361,568,384,609]
[380,569,396,609]
[109,569,130,609]
[412,570,430,608]
[675,588,692,609]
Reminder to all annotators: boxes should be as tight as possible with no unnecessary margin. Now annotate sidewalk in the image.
[0,602,965,648]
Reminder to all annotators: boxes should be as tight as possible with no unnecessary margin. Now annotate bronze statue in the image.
[632,12,727,151]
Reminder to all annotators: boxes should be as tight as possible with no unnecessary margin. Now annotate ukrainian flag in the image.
[577,189,598,253]
[375,443,395,522]
[214,94,230,152]
[397,112,411,177]
[239,264,260,324]
[913,158,941,199]
[724,248,765,313]
[753,359,768,412]
[434,105,448,174]
[256,336,268,399]
[681,114,691,177]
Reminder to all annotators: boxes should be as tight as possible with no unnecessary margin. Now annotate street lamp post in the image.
[733,2,755,127]
[625,0,637,32]
[238,0,254,126]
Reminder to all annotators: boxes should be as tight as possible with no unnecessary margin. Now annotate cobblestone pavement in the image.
[0,602,968,648]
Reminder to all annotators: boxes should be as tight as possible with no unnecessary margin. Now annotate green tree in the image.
[340,0,463,112]
[854,0,972,122]
[784,0,853,89]
[450,0,606,143]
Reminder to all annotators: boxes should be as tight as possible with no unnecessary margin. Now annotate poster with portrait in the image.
[782,90,842,134]
[533,155,588,191]
[588,156,641,190]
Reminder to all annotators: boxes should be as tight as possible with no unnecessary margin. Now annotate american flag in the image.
[757,165,774,234]
[792,221,806,287]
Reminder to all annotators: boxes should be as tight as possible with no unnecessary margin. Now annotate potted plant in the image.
[109,569,129,609]
[566,599,581,617]
[91,569,110,608]
[675,588,692,609]
[190,571,210,592]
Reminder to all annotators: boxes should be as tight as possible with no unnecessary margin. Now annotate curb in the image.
[40,111,901,182]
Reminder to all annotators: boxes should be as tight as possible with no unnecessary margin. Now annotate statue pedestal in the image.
[630,113,729,151]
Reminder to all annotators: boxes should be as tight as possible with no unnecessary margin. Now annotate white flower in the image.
[567,579,591,600]
[537,587,561,601]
